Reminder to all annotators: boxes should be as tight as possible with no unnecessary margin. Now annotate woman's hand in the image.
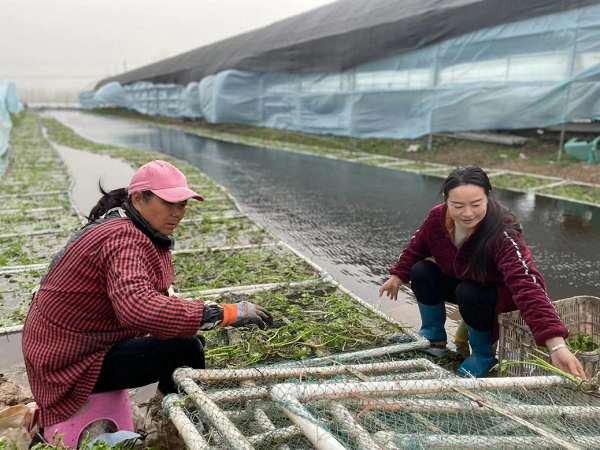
[546,337,586,379]
[379,275,403,301]
[551,347,586,379]
[220,302,274,330]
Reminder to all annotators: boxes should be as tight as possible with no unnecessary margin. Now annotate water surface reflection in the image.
[47,111,600,329]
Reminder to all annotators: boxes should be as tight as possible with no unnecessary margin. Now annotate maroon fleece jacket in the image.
[390,204,569,345]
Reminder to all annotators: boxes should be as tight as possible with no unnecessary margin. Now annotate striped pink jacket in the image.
[22,217,205,427]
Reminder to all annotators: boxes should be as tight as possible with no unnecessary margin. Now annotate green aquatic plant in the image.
[173,247,317,291]
[201,285,411,368]
[567,333,599,353]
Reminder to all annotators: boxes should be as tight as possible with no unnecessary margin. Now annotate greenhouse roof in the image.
[97,0,600,88]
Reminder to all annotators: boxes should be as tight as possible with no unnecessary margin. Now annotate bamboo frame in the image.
[277,341,430,367]
[172,242,279,255]
[0,189,68,199]
[327,401,383,450]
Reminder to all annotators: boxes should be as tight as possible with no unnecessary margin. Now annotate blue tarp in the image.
[0,82,23,157]
[81,4,600,139]
[93,82,129,108]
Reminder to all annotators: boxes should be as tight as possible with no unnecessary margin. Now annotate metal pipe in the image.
[373,431,600,449]
[273,393,347,450]
[328,401,384,450]
[177,378,255,450]
[270,376,571,401]
[176,358,442,382]
[344,398,600,419]
[162,394,210,450]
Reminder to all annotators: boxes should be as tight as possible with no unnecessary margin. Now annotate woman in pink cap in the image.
[23,160,273,430]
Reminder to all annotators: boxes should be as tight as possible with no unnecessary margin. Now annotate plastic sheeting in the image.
[82,4,600,139]
[79,90,99,110]
[93,82,129,108]
[96,0,600,88]
[0,82,23,156]
[82,82,201,118]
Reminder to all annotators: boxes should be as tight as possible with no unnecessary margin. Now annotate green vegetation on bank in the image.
[2,114,422,377]
[489,173,557,191]
[539,183,600,205]
[89,108,600,206]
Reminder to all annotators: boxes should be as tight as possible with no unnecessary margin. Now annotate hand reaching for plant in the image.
[219,302,274,330]
[379,275,402,301]
[551,347,586,380]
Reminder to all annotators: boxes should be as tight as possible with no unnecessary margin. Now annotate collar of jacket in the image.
[443,203,479,242]
[122,202,175,250]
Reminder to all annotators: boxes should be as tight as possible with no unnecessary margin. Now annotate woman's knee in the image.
[454,282,480,309]
[170,336,205,369]
[410,260,439,287]
[455,282,496,330]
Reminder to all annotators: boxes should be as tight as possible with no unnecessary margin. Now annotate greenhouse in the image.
[0,81,23,155]
[80,0,600,139]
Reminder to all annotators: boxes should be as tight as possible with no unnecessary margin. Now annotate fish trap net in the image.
[164,354,450,450]
[165,367,600,450]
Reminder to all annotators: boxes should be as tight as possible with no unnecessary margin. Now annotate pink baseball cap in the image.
[128,160,204,202]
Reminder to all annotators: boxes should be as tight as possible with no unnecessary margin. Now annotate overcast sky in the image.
[1,0,336,101]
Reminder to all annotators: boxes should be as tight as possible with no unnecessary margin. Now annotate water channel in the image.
[46,111,600,330]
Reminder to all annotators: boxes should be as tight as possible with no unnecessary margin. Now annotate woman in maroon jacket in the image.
[379,166,584,378]
[23,160,273,428]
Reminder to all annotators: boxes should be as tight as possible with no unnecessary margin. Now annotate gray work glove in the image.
[220,301,274,330]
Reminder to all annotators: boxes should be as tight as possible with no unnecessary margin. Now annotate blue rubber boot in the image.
[417,302,447,347]
[457,326,496,377]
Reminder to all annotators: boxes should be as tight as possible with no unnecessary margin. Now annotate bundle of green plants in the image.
[201,284,410,368]
[497,353,599,393]
[567,333,599,353]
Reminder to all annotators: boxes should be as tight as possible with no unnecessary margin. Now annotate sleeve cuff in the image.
[199,302,224,330]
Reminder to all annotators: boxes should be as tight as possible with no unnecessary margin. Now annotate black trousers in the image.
[410,260,497,331]
[93,336,205,394]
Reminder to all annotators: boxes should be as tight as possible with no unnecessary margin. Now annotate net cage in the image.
[498,296,600,378]
[164,356,600,450]
[162,283,600,449]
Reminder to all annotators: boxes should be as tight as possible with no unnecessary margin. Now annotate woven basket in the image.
[497,296,600,378]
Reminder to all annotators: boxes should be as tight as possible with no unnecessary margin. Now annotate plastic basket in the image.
[497,296,600,378]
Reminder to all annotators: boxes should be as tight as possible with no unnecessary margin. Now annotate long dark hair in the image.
[87,183,153,222]
[441,166,521,282]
